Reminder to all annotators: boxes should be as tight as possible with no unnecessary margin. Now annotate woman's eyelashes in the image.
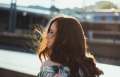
[49,31,54,34]
[48,30,55,37]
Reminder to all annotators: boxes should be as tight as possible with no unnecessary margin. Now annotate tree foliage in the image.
[95,1,118,9]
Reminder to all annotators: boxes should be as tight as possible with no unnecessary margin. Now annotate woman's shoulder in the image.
[38,60,70,77]
[41,59,70,72]
[40,65,70,73]
[38,60,84,77]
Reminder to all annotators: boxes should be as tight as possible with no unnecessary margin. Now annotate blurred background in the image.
[0,0,120,77]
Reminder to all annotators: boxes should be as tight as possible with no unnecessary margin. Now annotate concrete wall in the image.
[0,68,35,77]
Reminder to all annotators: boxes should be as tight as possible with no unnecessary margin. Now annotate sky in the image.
[0,0,120,9]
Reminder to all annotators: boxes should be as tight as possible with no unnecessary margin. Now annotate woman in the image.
[36,16,103,77]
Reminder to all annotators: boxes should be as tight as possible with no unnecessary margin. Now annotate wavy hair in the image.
[37,16,103,77]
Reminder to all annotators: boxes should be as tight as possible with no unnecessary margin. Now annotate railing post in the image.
[8,0,17,32]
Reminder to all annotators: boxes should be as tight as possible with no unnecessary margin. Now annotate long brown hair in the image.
[37,16,103,77]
